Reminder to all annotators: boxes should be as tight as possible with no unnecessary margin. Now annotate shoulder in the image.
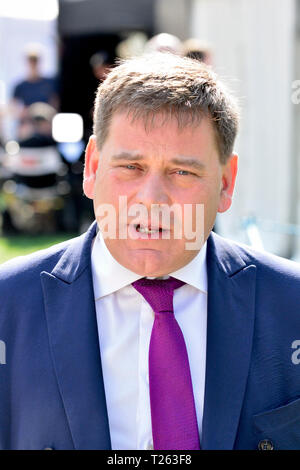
[0,235,79,290]
[0,221,97,318]
[13,80,26,95]
[210,232,300,283]
[40,77,56,87]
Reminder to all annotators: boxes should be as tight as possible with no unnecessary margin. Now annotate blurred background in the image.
[0,0,300,263]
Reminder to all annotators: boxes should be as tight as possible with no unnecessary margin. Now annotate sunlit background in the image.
[0,0,58,20]
[0,0,300,263]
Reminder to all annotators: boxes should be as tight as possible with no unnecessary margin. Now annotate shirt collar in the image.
[91,230,207,300]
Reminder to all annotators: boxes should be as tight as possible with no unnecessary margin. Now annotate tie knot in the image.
[132,277,185,314]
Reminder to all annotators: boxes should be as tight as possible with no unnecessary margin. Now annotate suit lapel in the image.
[41,222,111,449]
[201,233,256,449]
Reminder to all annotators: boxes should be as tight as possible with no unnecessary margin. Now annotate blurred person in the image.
[11,45,59,139]
[18,101,57,147]
[82,50,114,139]
[89,51,112,82]
[115,32,148,60]
[1,53,300,451]
[0,101,69,235]
[183,38,213,66]
[12,45,59,109]
[87,50,113,132]
[144,32,183,55]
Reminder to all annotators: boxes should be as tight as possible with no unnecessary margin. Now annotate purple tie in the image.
[132,277,200,450]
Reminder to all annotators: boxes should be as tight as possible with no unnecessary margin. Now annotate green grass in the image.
[0,233,76,264]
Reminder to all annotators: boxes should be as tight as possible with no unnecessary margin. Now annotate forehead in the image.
[103,110,219,158]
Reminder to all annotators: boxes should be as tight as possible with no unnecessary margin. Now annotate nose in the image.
[135,172,170,207]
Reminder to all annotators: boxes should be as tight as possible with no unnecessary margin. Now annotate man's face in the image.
[84,111,237,276]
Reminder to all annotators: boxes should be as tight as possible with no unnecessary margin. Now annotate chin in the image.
[122,250,173,277]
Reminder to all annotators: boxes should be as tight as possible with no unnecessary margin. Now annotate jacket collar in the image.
[50,220,98,283]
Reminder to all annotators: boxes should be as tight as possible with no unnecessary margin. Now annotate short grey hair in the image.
[93,53,239,163]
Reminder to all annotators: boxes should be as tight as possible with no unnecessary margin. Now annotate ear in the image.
[83,135,100,199]
[217,153,238,213]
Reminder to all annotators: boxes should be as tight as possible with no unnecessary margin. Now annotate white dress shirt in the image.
[91,231,208,450]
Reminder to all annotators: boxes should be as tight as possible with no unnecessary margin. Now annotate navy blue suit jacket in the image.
[1,221,300,450]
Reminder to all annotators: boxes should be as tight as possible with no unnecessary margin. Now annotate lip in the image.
[127,223,171,240]
[130,220,170,230]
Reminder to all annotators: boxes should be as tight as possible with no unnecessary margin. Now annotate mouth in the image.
[126,222,170,240]
[135,223,164,234]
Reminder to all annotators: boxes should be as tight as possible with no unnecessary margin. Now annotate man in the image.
[1,53,300,450]
[12,46,59,109]
[11,45,59,140]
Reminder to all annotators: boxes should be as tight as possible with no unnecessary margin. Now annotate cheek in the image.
[177,182,216,205]
[93,175,138,222]
[94,173,119,203]
[186,184,221,226]
[105,173,137,195]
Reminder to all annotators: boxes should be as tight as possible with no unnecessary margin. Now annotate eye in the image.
[176,169,193,176]
[125,164,137,170]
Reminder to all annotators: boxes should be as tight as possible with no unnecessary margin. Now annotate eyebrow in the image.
[111,152,144,162]
[111,152,205,171]
[169,157,206,171]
